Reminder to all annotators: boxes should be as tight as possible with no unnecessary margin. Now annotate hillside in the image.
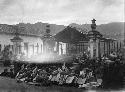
[97,22,124,40]
[69,22,124,41]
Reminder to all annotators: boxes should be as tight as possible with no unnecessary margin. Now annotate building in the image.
[0,21,123,61]
[0,24,43,59]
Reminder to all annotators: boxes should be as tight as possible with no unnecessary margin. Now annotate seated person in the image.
[0,69,9,77]
[8,69,15,78]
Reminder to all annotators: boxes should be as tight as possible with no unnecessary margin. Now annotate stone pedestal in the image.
[88,19,102,59]
[89,39,94,58]
[89,39,100,59]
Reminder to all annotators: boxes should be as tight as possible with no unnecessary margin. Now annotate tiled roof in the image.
[0,24,43,37]
[54,26,87,43]
[0,23,66,37]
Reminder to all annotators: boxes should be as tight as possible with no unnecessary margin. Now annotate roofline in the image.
[0,31,41,37]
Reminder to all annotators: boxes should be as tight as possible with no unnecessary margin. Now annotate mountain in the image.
[0,22,124,41]
[69,22,125,41]
[97,22,124,40]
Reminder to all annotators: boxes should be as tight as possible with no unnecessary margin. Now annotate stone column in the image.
[13,42,18,55]
[43,40,46,54]
[96,39,99,58]
[89,39,94,58]
[104,41,105,55]
[88,19,102,59]
[33,45,34,55]
[36,43,39,54]
[89,38,101,59]
[56,41,59,54]
[41,44,42,53]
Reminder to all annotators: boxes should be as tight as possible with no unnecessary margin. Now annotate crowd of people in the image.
[0,51,124,89]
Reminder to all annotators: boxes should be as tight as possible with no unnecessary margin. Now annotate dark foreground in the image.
[0,76,85,92]
[0,67,81,92]
[0,76,125,92]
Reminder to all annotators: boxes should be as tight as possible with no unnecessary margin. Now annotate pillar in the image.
[104,41,105,55]
[36,43,39,54]
[89,39,94,58]
[56,41,59,54]
[106,41,109,56]
[109,41,111,54]
[13,43,18,55]
[33,45,34,55]
[43,40,46,53]
[96,39,99,58]
[60,44,63,55]
[98,40,101,58]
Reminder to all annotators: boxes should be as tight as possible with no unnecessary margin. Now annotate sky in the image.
[0,0,124,25]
